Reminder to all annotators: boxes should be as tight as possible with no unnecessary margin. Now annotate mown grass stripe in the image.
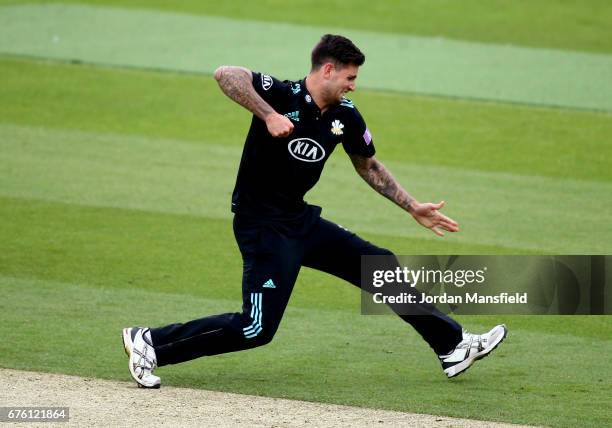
[3,57,611,183]
[0,274,610,427]
[1,4,612,111]
[2,0,612,54]
[3,51,610,117]
[2,124,611,253]
[0,194,533,320]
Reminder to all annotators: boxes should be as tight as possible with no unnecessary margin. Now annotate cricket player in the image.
[122,34,507,388]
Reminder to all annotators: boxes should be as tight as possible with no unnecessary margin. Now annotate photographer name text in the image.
[372,291,528,305]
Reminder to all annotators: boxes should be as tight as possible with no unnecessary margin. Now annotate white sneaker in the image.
[122,327,161,389]
[439,324,508,378]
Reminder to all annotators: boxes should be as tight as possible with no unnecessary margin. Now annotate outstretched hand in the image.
[411,200,459,237]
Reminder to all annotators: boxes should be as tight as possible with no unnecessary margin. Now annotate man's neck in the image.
[304,74,329,113]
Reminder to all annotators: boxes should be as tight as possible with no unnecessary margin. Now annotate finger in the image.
[433,200,445,210]
[436,212,459,227]
[282,117,294,130]
[441,223,459,232]
[431,226,444,237]
[439,218,459,230]
[281,124,294,137]
[275,126,293,138]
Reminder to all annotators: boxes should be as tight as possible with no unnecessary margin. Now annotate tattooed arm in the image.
[214,66,293,137]
[350,154,459,236]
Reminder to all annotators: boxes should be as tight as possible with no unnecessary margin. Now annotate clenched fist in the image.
[265,112,294,138]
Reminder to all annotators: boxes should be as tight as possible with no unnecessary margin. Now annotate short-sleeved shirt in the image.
[231,71,376,230]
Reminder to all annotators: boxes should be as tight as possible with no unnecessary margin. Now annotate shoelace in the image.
[462,331,487,352]
[133,348,156,368]
[439,331,489,359]
[132,340,157,378]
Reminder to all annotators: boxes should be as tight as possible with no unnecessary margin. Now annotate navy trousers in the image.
[150,215,462,366]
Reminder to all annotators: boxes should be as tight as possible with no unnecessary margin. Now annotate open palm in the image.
[411,201,459,237]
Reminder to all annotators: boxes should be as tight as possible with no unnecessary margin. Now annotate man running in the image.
[122,34,507,389]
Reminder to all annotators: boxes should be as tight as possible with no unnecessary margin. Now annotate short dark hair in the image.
[311,34,365,70]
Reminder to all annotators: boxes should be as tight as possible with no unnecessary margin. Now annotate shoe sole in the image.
[122,328,161,389]
[446,325,508,379]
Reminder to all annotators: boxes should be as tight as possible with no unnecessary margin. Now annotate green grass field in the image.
[1,1,611,427]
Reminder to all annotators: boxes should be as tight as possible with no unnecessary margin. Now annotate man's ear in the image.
[322,62,335,79]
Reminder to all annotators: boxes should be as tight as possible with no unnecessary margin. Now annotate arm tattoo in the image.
[353,156,415,213]
[214,66,274,121]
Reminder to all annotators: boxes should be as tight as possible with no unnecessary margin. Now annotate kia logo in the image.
[288,138,326,162]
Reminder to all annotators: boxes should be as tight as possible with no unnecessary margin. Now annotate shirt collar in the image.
[300,77,322,116]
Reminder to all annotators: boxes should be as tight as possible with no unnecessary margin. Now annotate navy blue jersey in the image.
[231,72,376,223]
